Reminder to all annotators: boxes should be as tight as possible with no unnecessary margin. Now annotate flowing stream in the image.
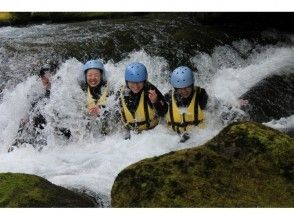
[0,14,293,206]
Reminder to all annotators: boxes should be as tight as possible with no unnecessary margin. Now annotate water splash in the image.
[264,115,294,135]
[0,42,293,206]
[192,42,294,105]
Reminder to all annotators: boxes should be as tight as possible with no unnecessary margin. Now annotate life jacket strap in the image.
[127,120,157,130]
[143,88,151,129]
[167,119,202,128]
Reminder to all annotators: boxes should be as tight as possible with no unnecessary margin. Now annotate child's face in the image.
[176,86,193,99]
[127,81,144,94]
[86,69,102,88]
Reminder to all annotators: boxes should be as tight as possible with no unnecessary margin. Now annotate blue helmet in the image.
[170,66,194,88]
[125,62,147,82]
[83,60,104,74]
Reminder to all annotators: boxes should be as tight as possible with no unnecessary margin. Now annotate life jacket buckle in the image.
[133,119,138,128]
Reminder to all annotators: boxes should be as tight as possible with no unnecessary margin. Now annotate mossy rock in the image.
[111,121,294,207]
[0,173,97,207]
[0,12,31,25]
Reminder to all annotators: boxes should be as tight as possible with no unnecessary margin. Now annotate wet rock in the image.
[111,121,294,207]
[241,73,294,123]
[0,173,97,207]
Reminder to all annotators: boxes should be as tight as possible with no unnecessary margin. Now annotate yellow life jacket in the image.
[86,84,108,109]
[120,88,159,132]
[165,87,205,133]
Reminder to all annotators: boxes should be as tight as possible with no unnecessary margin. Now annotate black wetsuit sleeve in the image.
[80,83,87,92]
[112,90,122,121]
[198,88,208,110]
[164,91,172,105]
[146,83,168,117]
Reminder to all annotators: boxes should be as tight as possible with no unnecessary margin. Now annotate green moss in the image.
[208,121,294,180]
[111,121,294,207]
[0,12,13,22]
[0,12,30,25]
[0,173,96,207]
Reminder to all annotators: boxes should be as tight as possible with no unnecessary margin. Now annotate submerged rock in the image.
[111,121,294,207]
[0,173,97,207]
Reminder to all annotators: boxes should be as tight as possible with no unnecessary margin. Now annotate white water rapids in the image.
[0,42,293,206]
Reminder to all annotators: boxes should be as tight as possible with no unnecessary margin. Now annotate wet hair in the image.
[39,62,58,77]
[39,67,50,77]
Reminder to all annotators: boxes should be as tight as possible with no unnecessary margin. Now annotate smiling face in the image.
[176,86,193,99]
[86,69,102,87]
[127,81,144,94]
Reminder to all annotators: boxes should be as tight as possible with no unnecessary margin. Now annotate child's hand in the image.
[148,89,158,104]
[88,106,101,117]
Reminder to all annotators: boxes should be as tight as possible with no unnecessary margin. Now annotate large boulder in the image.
[241,73,294,123]
[111,121,294,207]
[0,173,97,207]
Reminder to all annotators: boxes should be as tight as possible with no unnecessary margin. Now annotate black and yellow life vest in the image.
[165,87,205,133]
[120,88,158,132]
[86,84,108,109]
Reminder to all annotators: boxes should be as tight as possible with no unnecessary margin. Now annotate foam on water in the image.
[0,76,44,150]
[264,115,294,134]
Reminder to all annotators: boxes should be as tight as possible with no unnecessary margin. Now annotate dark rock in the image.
[111,121,294,207]
[241,73,294,123]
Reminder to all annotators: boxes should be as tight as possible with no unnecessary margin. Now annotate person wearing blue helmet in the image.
[118,62,167,137]
[82,59,109,118]
[82,59,114,135]
[165,66,208,142]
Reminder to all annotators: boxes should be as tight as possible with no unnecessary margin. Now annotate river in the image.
[0,13,293,206]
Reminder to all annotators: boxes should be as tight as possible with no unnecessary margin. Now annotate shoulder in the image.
[196,86,208,97]
[102,81,109,90]
[145,81,154,89]
[164,90,173,102]
[195,86,208,109]
[80,83,88,92]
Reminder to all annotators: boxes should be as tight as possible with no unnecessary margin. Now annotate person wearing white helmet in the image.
[165,66,208,142]
[118,62,168,138]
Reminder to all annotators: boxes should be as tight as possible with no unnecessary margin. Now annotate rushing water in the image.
[0,14,293,206]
